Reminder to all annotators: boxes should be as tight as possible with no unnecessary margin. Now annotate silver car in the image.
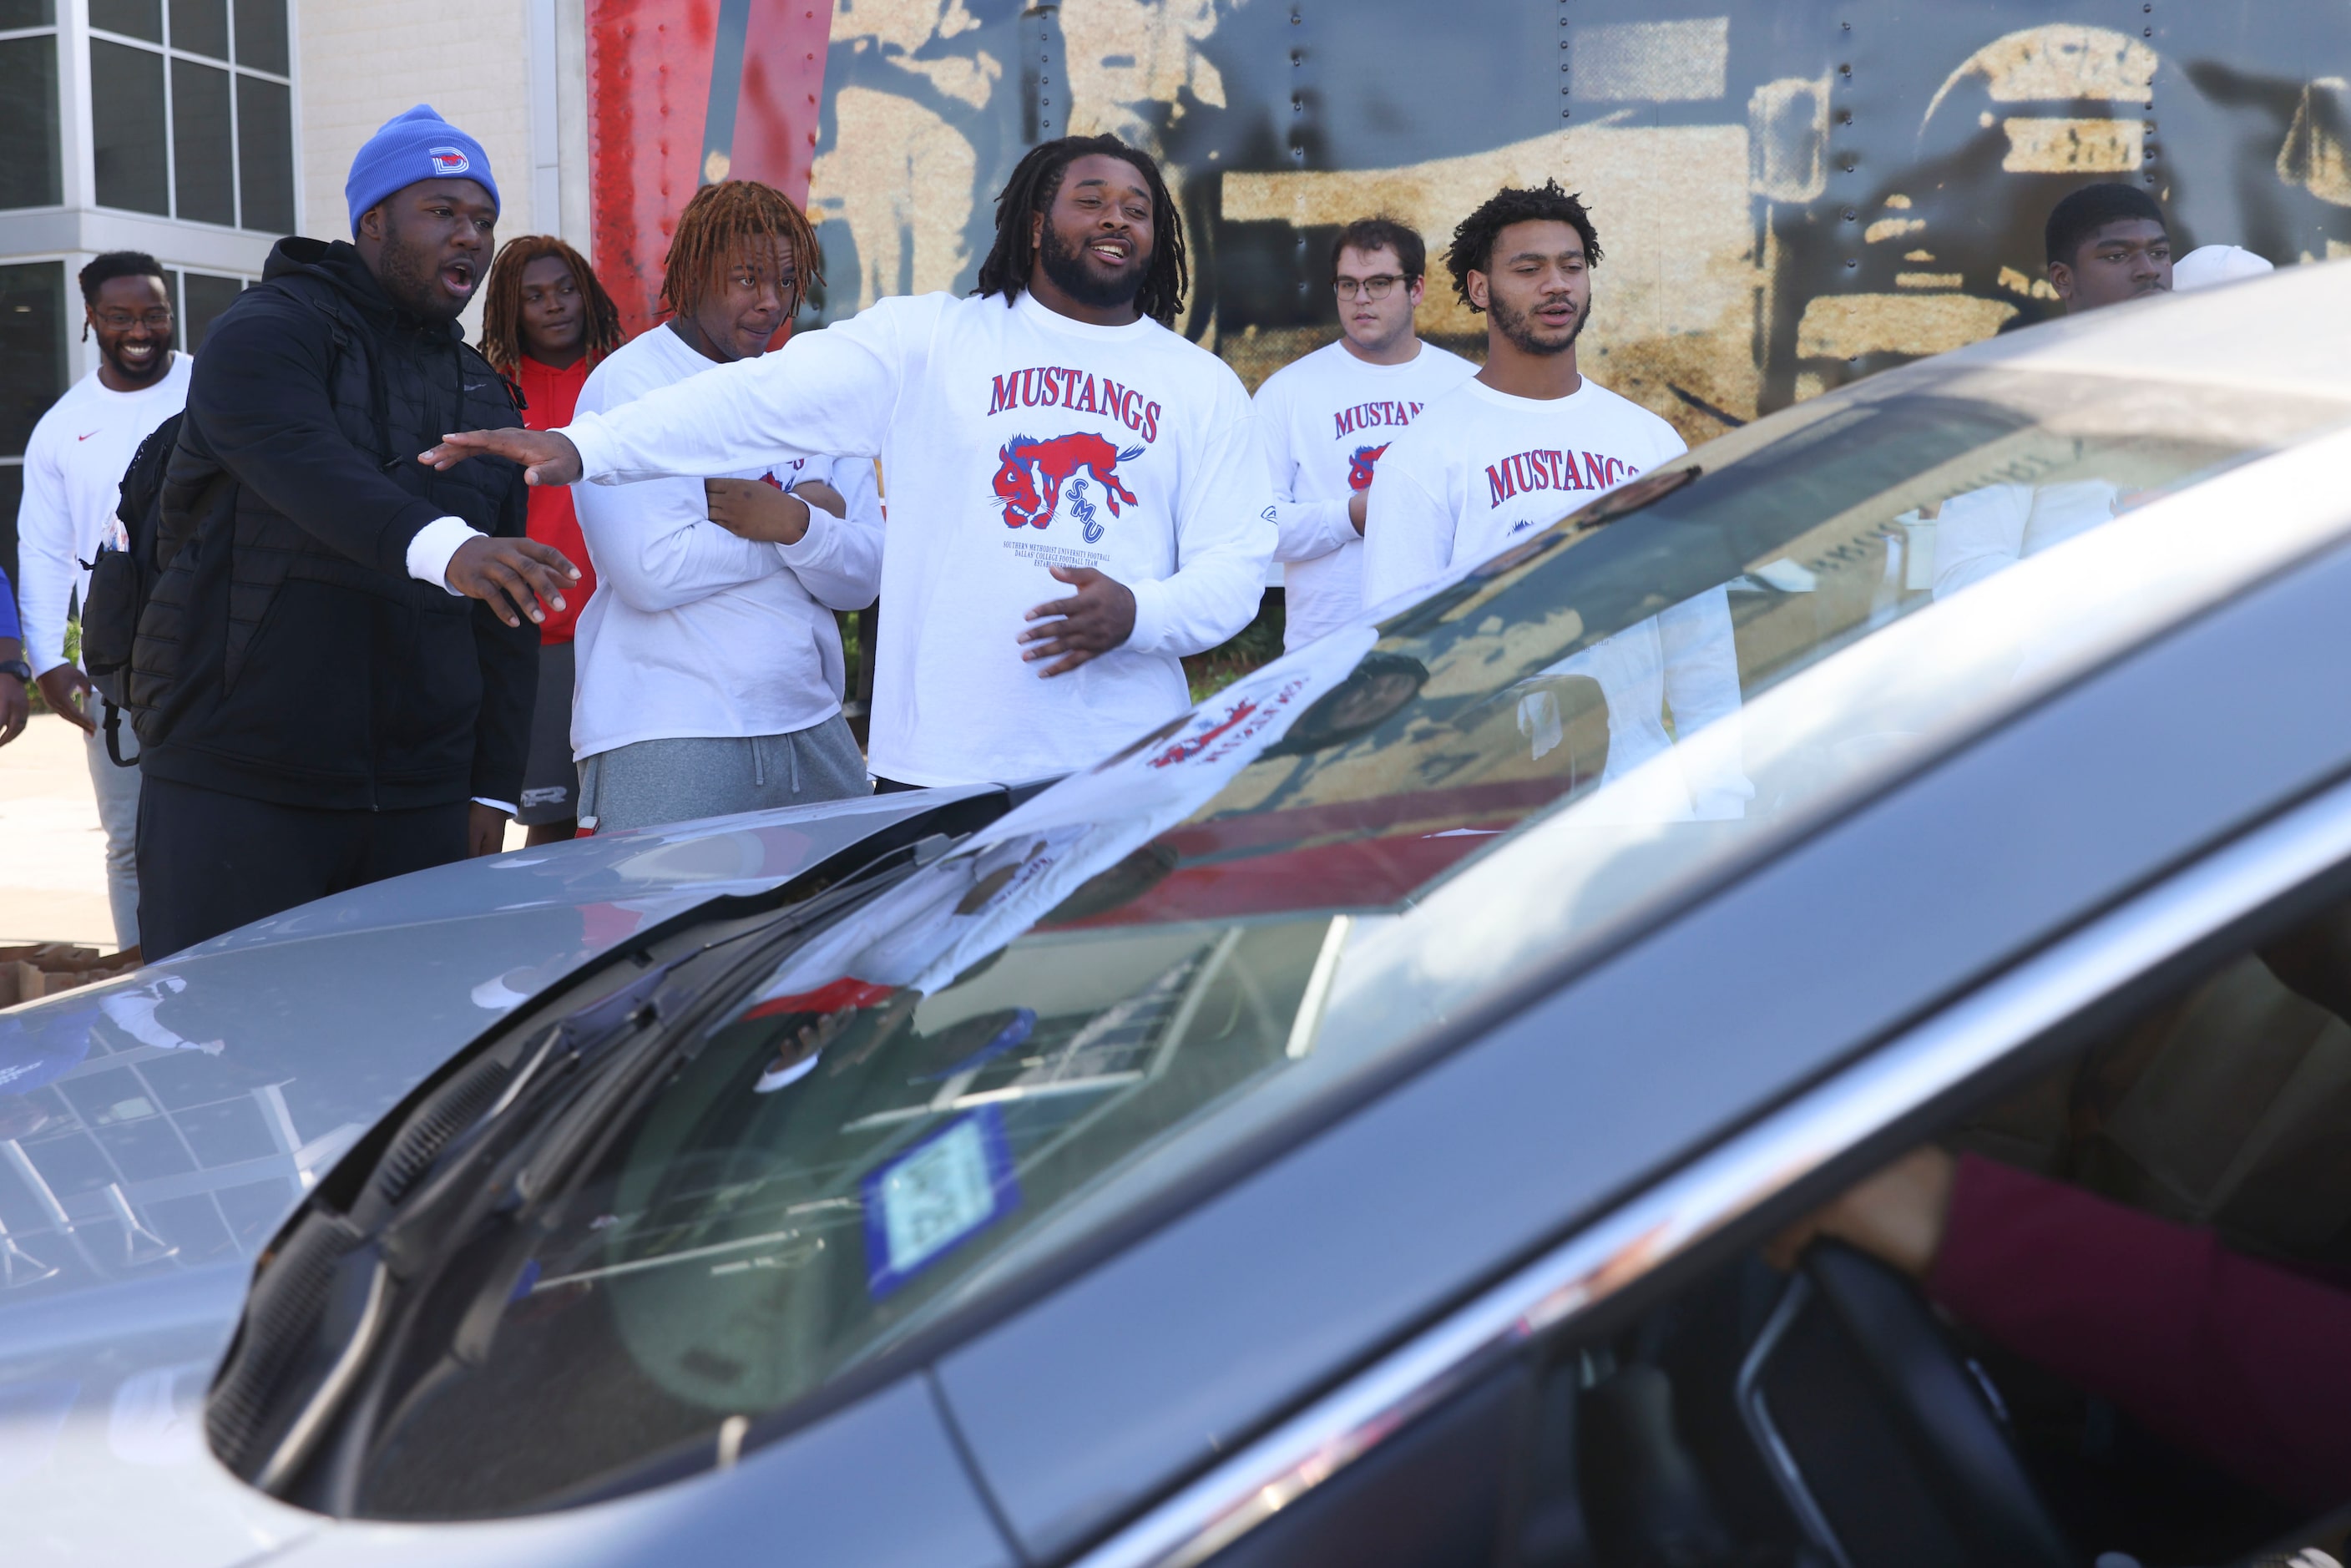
[7,262,2351,1568]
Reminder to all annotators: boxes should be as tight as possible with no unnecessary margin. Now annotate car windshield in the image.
[358,361,2351,1513]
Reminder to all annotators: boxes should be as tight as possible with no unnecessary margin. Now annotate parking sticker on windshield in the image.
[862,1105,1019,1299]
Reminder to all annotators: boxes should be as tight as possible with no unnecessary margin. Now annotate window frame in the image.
[84,0,295,234]
[0,13,64,214]
[1064,756,2351,1568]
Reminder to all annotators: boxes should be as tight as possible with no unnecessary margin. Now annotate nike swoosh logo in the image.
[76,432,98,441]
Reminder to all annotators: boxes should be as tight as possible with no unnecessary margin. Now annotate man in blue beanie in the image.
[129,105,583,958]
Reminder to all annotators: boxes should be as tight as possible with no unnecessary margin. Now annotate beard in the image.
[1038,221,1147,311]
[1489,290,1588,357]
[99,337,165,385]
[376,230,466,323]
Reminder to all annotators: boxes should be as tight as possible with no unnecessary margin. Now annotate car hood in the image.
[0,787,993,1567]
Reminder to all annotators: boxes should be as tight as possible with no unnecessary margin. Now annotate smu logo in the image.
[427,146,473,176]
[1346,442,1390,491]
[993,432,1143,543]
[1147,700,1258,769]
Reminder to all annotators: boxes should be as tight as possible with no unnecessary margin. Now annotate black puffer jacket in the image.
[133,238,535,812]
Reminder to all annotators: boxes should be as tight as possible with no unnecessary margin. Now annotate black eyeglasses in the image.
[1334,275,1405,301]
[94,309,174,331]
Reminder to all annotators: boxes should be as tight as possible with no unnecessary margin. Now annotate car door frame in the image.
[929,532,2351,1567]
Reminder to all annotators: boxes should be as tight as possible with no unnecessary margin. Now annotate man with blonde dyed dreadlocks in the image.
[424,134,1274,791]
[562,180,883,830]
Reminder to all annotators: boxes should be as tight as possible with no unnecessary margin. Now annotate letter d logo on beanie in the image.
[345,104,498,235]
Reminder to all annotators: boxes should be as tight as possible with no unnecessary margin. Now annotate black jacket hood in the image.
[262,236,469,345]
[134,235,534,813]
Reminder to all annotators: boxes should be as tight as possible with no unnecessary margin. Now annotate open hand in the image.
[705,478,811,544]
[0,648,28,746]
[446,536,580,629]
[419,428,584,487]
[34,665,96,736]
[1019,565,1136,677]
[1764,1146,1956,1278]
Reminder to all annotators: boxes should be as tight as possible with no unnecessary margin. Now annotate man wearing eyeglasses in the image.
[1253,218,1474,652]
[13,251,190,951]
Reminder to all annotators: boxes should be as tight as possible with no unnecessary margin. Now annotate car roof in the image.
[1914,256,2351,402]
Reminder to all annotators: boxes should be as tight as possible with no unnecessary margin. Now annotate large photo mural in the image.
[589,0,2351,449]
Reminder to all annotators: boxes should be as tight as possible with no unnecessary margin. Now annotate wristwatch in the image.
[0,659,30,683]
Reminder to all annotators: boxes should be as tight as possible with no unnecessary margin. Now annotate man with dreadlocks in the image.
[424,134,1273,791]
[561,180,882,831]
[1364,181,1750,822]
[478,235,626,842]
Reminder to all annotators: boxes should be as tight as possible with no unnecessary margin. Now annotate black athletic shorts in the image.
[518,640,580,827]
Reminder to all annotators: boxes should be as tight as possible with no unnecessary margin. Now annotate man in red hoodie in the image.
[479,237,624,843]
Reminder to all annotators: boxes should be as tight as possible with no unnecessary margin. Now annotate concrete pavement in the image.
[0,713,535,953]
[0,713,117,950]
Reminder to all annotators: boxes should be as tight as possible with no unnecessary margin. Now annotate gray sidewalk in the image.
[0,713,116,950]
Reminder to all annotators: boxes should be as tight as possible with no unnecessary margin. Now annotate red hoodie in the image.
[1931,1153,2351,1512]
[514,355,595,644]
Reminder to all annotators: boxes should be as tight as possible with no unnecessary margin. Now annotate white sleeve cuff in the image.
[472,797,517,816]
[561,417,619,485]
[406,516,483,594]
[774,498,826,566]
[1124,576,1169,656]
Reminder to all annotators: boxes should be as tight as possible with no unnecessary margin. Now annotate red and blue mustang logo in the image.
[993,432,1144,542]
[1347,442,1391,491]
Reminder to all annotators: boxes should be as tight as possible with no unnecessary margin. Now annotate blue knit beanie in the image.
[345,105,498,235]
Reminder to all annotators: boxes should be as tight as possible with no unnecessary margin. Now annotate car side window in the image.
[1206,893,2351,1568]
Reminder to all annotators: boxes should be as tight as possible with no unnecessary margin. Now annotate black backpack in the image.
[80,412,185,766]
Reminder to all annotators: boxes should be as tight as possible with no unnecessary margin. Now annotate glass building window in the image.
[88,0,294,233]
[0,6,62,211]
[0,261,65,458]
[161,266,247,352]
[0,260,66,631]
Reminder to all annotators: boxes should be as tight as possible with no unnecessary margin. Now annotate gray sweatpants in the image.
[87,713,142,949]
[576,713,870,833]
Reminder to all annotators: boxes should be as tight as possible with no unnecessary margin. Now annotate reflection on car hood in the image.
[0,787,991,1568]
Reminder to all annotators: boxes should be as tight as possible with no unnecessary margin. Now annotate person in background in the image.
[2174,243,2273,291]
[1933,185,2174,602]
[0,563,28,746]
[422,134,1273,794]
[131,105,575,959]
[478,235,625,844]
[1778,1142,2351,1515]
[2044,180,2173,313]
[1255,216,1474,654]
[15,252,191,951]
[1362,181,1748,822]
[563,180,882,832]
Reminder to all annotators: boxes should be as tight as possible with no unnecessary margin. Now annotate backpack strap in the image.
[103,698,132,768]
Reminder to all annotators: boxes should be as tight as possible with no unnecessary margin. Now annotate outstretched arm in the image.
[422,297,922,488]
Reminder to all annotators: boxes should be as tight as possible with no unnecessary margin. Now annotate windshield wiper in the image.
[210,851,930,1510]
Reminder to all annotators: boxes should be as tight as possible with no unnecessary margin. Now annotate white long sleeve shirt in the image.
[1524,587,1752,821]
[1253,338,1475,652]
[561,289,1276,787]
[1363,374,1689,606]
[1363,372,1747,819]
[15,356,191,675]
[1931,480,2119,600]
[568,323,884,761]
